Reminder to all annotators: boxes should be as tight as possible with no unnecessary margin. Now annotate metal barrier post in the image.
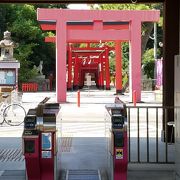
[77,90,80,107]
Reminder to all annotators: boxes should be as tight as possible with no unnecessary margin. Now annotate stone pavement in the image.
[0,88,175,179]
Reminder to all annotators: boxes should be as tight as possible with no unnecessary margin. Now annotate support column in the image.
[115,40,123,94]
[163,0,179,107]
[67,44,72,90]
[105,46,110,90]
[78,66,82,88]
[56,21,67,102]
[73,55,79,90]
[129,20,142,102]
[98,63,102,89]
[81,70,85,88]
[99,54,104,89]
[162,0,179,142]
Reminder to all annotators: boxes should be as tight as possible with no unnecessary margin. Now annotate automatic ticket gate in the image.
[22,98,60,180]
[105,103,128,180]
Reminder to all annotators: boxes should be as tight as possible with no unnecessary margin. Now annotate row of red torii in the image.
[66,44,112,91]
[37,8,160,103]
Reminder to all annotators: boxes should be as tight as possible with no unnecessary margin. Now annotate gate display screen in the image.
[24,115,36,129]
[41,133,52,150]
[112,115,124,129]
[114,132,124,147]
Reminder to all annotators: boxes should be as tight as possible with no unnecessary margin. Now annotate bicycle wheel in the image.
[0,103,6,125]
[3,103,26,126]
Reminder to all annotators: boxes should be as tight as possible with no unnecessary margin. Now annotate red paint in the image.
[114,132,128,180]
[133,90,137,106]
[46,29,130,43]
[115,41,123,93]
[22,83,38,92]
[37,8,160,103]
[100,54,104,89]
[105,46,110,90]
[40,23,129,31]
[24,136,41,180]
[77,90,80,107]
[129,20,142,102]
[67,45,72,90]
[67,46,111,90]
[56,21,67,102]
[45,36,128,43]
[73,55,79,89]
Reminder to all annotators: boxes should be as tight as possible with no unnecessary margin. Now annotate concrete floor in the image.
[0,89,176,179]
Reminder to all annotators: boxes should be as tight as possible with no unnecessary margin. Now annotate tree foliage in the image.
[0,4,67,87]
[0,3,163,90]
[92,3,163,82]
[142,48,160,79]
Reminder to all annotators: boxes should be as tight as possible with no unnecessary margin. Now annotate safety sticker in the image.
[116,149,123,159]
[42,151,52,158]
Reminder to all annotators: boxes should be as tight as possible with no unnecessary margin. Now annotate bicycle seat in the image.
[2,94,9,98]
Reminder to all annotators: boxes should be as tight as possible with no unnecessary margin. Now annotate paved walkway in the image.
[0,89,175,179]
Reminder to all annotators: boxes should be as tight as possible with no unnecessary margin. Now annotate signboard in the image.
[42,151,52,158]
[0,69,16,86]
[155,59,163,88]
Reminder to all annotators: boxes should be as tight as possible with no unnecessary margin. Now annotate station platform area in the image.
[0,88,175,180]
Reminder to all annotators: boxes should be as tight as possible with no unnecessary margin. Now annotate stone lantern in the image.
[0,31,20,91]
[0,31,18,61]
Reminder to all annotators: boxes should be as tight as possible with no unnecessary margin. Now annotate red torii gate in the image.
[68,45,113,90]
[37,9,159,103]
[42,21,128,93]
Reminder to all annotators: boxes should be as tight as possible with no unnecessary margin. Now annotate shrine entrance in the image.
[67,44,113,90]
[38,9,160,103]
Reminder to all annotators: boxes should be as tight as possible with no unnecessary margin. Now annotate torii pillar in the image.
[67,44,72,90]
[115,40,123,94]
[73,55,79,90]
[129,19,142,102]
[56,20,67,102]
[105,46,110,90]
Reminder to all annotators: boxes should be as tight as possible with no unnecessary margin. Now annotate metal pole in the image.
[154,23,157,60]
[77,90,80,107]
[154,23,157,88]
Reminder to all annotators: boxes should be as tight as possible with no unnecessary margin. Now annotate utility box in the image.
[174,55,180,180]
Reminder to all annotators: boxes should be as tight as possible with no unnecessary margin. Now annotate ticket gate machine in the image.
[105,103,128,180]
[22,98,60,180]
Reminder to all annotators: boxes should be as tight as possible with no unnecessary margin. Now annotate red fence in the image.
[22,83,38,92]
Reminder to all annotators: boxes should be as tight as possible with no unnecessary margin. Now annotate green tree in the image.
[92,3,163,83]
[0,4,67,87]
[0,5,12,39]
[8,5,42,83]
[96,4,162,55]
[142,48,160,79]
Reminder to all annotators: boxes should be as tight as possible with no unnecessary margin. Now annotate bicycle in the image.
[0,94,26,126]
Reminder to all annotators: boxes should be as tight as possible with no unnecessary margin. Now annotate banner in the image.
[155,58,163,88]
